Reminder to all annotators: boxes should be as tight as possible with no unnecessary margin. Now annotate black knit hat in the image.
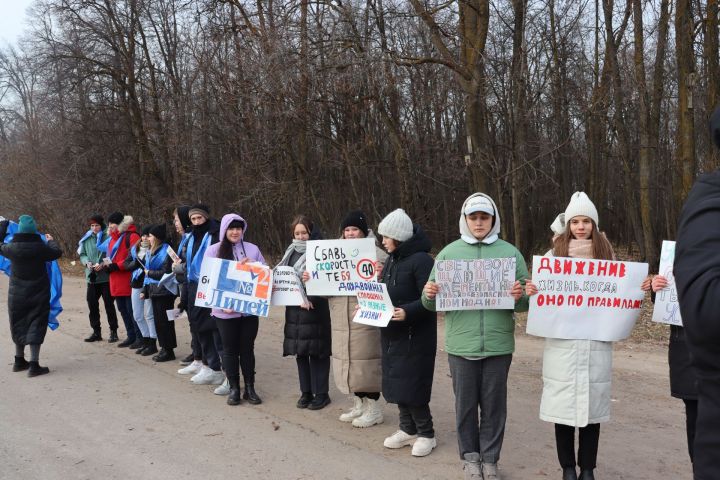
[148,223,167,242]
[107,211,124,225]
[89,214,104,227]
[141,225,152,236]
[176,205,192,230]
[341,210,369,237]
[710,105,720,149]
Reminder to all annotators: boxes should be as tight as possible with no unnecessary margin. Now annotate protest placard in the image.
[271,266,307,306]
[435,258,516,311]
[195,258,273,317]
[651,241,682,326]
[166,245,181,263]
[526,256,648,341]
[352,281,394,327]
[305,238,378,296]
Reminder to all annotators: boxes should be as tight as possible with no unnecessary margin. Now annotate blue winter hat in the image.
[17,215,37,234]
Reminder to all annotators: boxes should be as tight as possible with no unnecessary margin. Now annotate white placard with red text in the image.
[352,281,394,327]
[526,256,648,341]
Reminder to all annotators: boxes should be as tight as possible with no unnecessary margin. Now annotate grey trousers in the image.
[448,353,512,463]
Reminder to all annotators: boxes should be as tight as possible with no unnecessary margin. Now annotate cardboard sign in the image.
[166,245,181,263]
[305,238,378,296]
[271,266,308,306]
[352,282,394,327]
[652,241,682,326]
[526,256,648,341]
[195,258,273,317]
[435,258,516,311]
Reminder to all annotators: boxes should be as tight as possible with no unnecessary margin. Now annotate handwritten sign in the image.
[352,282,394,327]
[195,258,273,317]
[652,241,682,326]
[435,258,516,311]
[305,238,378,296]
[271,266,308,306]
[526,256,648,341]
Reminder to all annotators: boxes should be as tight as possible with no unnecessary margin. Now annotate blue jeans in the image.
[115,296,138,341]
[131,288,156,339]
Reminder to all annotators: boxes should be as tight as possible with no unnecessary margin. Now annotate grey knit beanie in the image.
[378,209,413,242]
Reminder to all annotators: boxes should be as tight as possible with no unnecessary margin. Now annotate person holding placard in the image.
[204,213,266,406]
[307,210,388,427]
[142,224,177,362]
[376,209,438,457]
[651,274,698,464]
[422,193,527,480]
[78,214,119,343]
[525,192,639,480]
[171,205,198,368]
[279,215,332,410]
[123,225,158,356]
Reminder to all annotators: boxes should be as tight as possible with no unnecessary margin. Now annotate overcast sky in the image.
[0,0,35,45]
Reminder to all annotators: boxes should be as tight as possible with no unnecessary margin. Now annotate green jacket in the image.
[422,238,529,357]
[79,233,109,284]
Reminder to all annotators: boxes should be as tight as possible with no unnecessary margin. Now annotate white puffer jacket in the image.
[539,337,612,427]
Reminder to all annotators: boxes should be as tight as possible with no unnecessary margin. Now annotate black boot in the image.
[308,393,331,410]
[243,382,262,405]
[562,467,578,480]
[117,336,134,348]
[153,349,175,362]
[12,356,29,372]
[227,377,242,406]
[141,338,158,356]
[27,361,50,377]
[84,330,102,342]
[107,330,119,343]
[296,392,314,409]
[578,470,595,480]
[135,338,148,354]
[129,336,145,350]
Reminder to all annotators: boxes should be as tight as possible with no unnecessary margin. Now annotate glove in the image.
[106,263,120,273]
[0,220,9,240]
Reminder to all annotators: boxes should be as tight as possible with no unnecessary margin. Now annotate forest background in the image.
[0,0,715,269]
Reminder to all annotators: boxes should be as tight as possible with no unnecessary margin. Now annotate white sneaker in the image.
[190,365,212,383]
[214,377,230,395]
[192,368,225,385]
[339,396,364,422]
[481,462,500,480]
[411,437,437,457]
[383,430,417,449]
[352,398,384,428]
[178,360,202,375]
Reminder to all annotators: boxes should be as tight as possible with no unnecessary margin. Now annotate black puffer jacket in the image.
[0,233,62,345]
[283,250,331,357]
[675,169,720,479]
[379,224,436,406]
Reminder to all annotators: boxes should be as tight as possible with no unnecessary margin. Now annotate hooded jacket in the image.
[203,213,266,319]
[380,224,437,406]
[107,216,141,297]
[421,193,529,357]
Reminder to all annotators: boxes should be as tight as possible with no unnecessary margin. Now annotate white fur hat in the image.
[378,209,413,242]
[563,192,599,228]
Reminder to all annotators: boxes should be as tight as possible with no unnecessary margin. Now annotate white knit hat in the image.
[564,192,599,228]
[378,209,414,242]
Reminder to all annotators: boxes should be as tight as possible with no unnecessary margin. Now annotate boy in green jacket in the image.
[422,193,528,480]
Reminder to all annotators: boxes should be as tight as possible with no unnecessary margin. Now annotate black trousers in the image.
[684,399,698,462]
[555,423,600,470]
[399,403,434,438]
[151,296,177,350]
[296,355,330,395]
[199,328,222,371]
[87,282,118,332]
[215,315,258,383]
[355,392,380,400]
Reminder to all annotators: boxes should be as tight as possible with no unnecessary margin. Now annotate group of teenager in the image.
[0,189,705,480]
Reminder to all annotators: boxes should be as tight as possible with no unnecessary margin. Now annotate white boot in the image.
[411,437,437,457]
[339,396,364,422]
[352,398,384,428]
[178,360,202,375]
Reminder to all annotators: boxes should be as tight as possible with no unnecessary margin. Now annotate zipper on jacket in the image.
[478,244,485,353]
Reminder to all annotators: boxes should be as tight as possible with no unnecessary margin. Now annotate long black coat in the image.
[379,225,436,406]
[283,249,331,357]
[675,169,720,478]
[669,325,698,400]
[0,233,62,345]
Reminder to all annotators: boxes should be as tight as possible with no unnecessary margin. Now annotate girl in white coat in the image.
[526,192,649,480]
